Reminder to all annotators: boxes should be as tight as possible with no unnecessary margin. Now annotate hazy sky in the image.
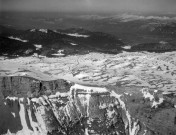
[1,0,176,13]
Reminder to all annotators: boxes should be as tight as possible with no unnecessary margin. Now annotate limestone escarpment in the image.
[0,76,71,98]
[0,76,176,135]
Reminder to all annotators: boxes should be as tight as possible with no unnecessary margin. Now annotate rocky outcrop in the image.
[0,76,176,135]
[0,76,71,98]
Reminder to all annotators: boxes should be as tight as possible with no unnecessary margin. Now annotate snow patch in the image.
[70,43,78,46]
[110,91,125,108]
[31,98,40,104]
[122,46,131,49]
[19,98,33,134]
[99,103,107,109]
[38,55,46,58]
[70,84,108,93]
[53,30,63,34]
[85,128,89,135]
[124,92,132,96]
[143,130,147,135]
[6,96,18,101]
[141,88,164,108]
[11,112,16,117]
[86,94,91,116]
[49,91,70,98]
[67,33,89,38]
[107,109,115,118]
[39,29,48,33]
[30,29,36,32]
[71,84,107,117]
[52,50,65,56]
[52,54,65,56]
[26,98,40,134]
[34,44,42,50]
[152,97,164,108]
[75,73,88,79]
[159,41,168,44]
[154,90,158,93]
[141,88,154,101]
[31,97,49,105]
[8,36,28,42]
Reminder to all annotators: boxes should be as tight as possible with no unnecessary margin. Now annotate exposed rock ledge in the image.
[0,76,176,135]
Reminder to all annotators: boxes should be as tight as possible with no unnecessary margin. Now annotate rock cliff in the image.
[0,76,176,135]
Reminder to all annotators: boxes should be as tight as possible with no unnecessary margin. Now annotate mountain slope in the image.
[0,26,124,57]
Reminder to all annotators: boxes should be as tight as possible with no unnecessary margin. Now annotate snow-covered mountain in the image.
[0,51,176,135]
[0,14,176,135]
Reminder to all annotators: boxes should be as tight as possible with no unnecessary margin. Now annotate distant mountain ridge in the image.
[0,25,176,58]
[0,26,124,57]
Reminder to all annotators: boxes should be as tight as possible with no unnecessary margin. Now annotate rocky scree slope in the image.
[0,76,176,135]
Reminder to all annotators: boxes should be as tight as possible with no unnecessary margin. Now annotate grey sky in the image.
[1,0,176,13]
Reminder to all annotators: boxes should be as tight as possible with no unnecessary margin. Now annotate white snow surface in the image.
[30,29,36,32]
[75,73,89,79]
[51,53,65,56]
[39,29,48,33]
[52,50,65,56]
[71,84,108,93]
[85,128,89,135]
[141,88,165,108]
[34,44,42,50]
[159,41,168,44]
[141,88,154,101]
[0,51,176,94]
[70,43,78,46]
[152,97,164,108]
[4,98,35,135]
[122,46,131,49]
[6,96,18,101]
[67,33,89,38]
[19,98,33,135]
[8,36,28,42]
[49,91,70,98]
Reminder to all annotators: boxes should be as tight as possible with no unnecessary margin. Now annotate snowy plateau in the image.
[0,51,176,135]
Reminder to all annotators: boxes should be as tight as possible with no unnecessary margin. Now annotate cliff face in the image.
[0,76,176,135]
